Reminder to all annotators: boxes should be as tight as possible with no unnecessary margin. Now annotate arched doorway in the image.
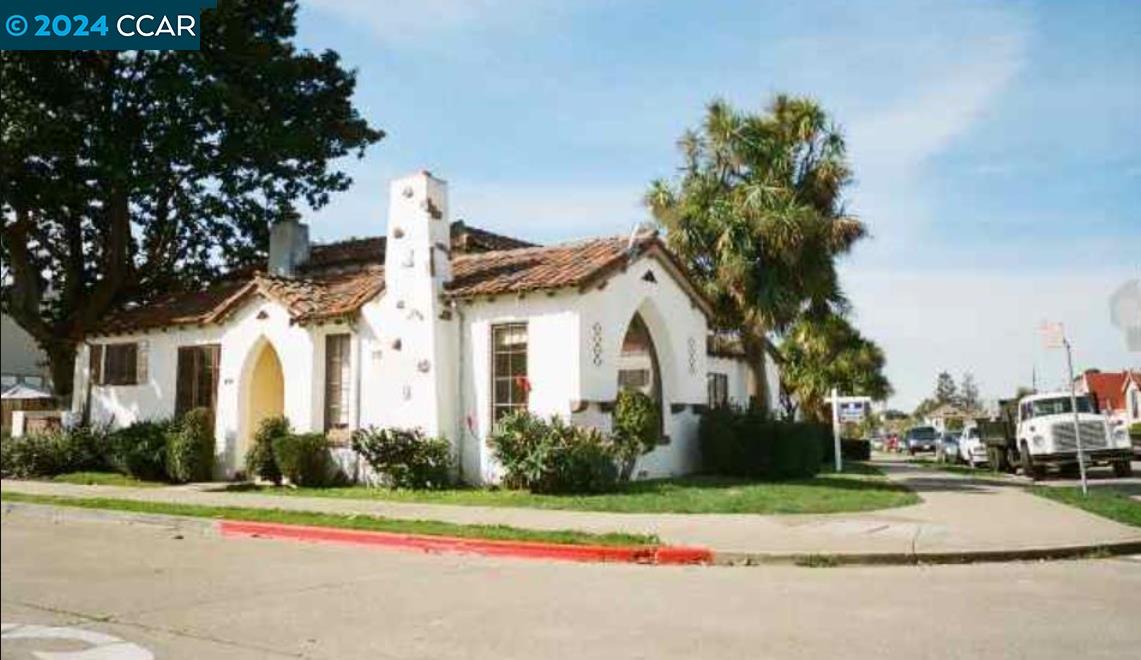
[240,340,284,467]
[617,313,664,431]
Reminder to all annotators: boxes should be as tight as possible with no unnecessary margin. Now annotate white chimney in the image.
[268,216,310,277]
[376,171,458,440]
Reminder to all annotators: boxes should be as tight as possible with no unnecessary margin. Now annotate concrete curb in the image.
[219,519,714,565]
[1,501,712,566]
[713,540,1141,567]
[5,501,1138,567]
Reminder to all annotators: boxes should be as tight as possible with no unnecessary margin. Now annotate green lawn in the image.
[0,491,658,547]
[223,464,919,515]
[1030,487,1141,528]
[50,471,167,488]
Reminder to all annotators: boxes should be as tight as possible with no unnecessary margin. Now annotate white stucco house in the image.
[70,171,773,484]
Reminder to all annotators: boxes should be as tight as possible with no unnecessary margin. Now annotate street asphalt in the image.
[2,512,1139,659]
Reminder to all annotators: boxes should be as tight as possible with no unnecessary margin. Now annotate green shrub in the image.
[246,416,290,484]
[699,407,823,479]
[350,427,452,489]
[612,390,660,476]
[1130,423,1141,441]
[488,411,619,494]
[61,425,112,471]
[165,408,215,483]
[108,420,172,481]
[1,432,69,478]
[272,432,332,487]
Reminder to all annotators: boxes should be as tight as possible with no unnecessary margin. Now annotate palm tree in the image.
[779,314,892,422]
[646,95,866,408]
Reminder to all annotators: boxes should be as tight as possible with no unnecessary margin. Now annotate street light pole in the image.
[1063,335,1089,496]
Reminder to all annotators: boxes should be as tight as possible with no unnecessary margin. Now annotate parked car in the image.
[936,432,961,463]
[957,425,988,466]
[904,426,939,454]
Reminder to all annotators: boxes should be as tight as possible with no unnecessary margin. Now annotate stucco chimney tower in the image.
[377,171,458,440]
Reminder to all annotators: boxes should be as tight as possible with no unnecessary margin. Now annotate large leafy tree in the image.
[778,314,892,422]
[646,96,865,407]
[958,372,981,411]
[934,371,958,405]
[0,0,383,396]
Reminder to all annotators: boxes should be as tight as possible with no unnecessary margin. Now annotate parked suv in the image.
[904,426,939,455]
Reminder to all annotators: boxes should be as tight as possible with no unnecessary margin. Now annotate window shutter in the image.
[89,345,104,386]
[136,341,148,384]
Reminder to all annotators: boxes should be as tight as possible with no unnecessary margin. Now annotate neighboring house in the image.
[924,403,972,434]
[1073,370,1131,424]
[1,313,52,392]
[71,171,772,483]
[1121,372,1141,426]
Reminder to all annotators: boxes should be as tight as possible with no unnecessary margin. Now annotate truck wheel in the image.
[1020,444,1044,481]
[1112,460,1134,478]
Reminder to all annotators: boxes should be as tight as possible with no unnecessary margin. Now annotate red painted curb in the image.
[219,520,712,565]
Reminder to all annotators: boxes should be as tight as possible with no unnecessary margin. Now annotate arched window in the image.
[617,313,663,433]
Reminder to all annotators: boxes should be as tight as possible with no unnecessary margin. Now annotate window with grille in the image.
[176,345,220,418]
[491,323,528,422]
[707,372,729,408]
[325,334,352,431]
[102,343,139,386]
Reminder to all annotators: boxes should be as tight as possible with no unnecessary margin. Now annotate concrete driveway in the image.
[3,513,1140,660]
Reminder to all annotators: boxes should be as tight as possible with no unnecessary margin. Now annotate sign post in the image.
[831,388,841,473]
[830,390,872,474]
[1041,322,1088,496]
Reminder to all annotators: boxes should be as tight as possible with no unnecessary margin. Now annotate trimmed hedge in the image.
[1,426,111,479]
[489,411,620,494]
[272,432,333,487]
[699,407,825,479]
[246,416,290,485]
[108,420,172,481]
[351,427,452,489]
[165,408,215,483]
[820,437,872,463]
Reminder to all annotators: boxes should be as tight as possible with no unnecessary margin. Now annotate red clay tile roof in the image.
[303,222,533,273]
[1082,371,1129,412]
[447,236,636,297]
[95,280,252,336]
[91,230,711,335]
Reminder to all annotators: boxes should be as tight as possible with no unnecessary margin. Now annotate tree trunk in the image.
[43,339,77,403]
[742,336,769,415]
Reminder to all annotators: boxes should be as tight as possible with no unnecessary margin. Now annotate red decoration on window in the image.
[514,375,532,394]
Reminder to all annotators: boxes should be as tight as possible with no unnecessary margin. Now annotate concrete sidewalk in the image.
[3,461,1138,561]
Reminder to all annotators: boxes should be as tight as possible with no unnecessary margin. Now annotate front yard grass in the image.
[0,491,658,547]
[224,462,919,515]
[50,471,167,488]
[1030,486,1141,528]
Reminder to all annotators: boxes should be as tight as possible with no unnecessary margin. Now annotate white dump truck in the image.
[979,391,1134,480]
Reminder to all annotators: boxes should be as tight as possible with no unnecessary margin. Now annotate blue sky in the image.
[292,0,1139,409]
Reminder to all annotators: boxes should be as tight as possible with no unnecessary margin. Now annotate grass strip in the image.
[219,466,917,515]
[0,491,659,547]
[51,471,167,488]
[1030,486,1141,528]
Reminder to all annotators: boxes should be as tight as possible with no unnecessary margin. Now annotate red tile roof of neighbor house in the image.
[1082,371,1129,412]
[91,226,712,336]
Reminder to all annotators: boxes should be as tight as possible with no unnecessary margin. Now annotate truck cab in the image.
[1014,392,1133,479]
